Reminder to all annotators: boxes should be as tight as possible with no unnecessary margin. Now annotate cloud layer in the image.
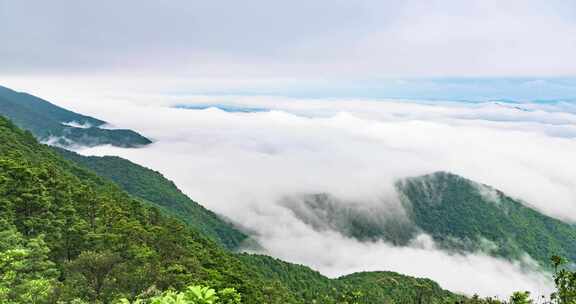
[55,95,576,298]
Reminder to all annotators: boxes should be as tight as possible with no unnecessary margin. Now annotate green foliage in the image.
[0,85,151,147]
[65,251,123,302]
[0,226,59,304]
[216,288,242,304]
[237,253,336,301]
[118,285,241,304]
[55,148,247,250]
[550,255,576,304]
[508,291,533,304]
[238,254,463,304]
[338,271,463,304]
[182,286,219,304]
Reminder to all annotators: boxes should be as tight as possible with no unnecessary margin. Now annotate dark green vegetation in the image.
[0,116,466,303]
[0,85,151,147]
[284,172,576,268]
[111,256,576,303]
[55,148,247,250]
[399,172,576,267]
[239,254,462,304]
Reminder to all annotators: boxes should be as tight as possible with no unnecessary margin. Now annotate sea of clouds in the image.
[67,95,576,298]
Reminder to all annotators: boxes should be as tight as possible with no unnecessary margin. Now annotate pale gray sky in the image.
[1,0,576,79]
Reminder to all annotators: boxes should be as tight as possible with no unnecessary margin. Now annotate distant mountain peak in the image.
[0,84,151,148]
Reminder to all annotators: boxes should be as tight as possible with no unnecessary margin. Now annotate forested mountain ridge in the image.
[283,172,576,268]
[0,85,151,147]
[238,254,461,304]
[54,148,248,250]
[398,172,576,267]
[0,115,464,303]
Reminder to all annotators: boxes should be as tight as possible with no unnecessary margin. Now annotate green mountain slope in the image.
[338,271,461,304]
[0,116,297,303]
[238,254,462,304]
[284,172,576,268]
[398,172,576,266]
[55,148,248,250]
[0,115,463,303]
[0,85,151,147]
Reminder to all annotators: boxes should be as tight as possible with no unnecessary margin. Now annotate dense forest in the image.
[0,85,151,147]
[238,254,463,304]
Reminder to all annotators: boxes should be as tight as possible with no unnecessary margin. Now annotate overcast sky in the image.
[1,0,576,99]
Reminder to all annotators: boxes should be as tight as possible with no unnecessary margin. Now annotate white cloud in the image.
[60,95,576,298]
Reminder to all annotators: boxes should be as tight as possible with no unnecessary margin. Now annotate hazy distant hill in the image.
[284,172,576,267]
[0,85,151,147]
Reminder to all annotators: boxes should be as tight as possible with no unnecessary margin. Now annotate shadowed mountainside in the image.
[0,85,151,147]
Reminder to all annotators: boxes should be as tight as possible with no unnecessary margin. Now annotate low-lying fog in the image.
[66,95,576,298]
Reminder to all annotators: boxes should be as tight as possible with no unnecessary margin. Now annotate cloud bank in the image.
[59,95,576,297]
